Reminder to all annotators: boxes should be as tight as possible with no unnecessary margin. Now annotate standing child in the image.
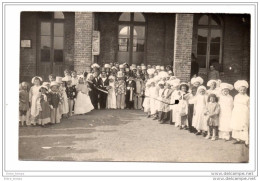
[71,71,78,86]
[65,76,77,117]
[107,75,117,109]
[176,83,189,129]
[186,86,197,133]
[230,80,250,146]
[143,81,151,117]
[149,79,157,119]
[157,81,166,123]
[218,83,234,141]
[125,75,136,109]
[160,80,173,124]
[29,76,42,126]
[19,82,29,126]
[37,85,51,127]
[207,80,219,96]
[170,79,181,126]
[60,77,69,118]
[74,76,94,115]
[204,94,220,140]
[192,86,208,136]
[49,81,61,124]
[115,71,126,109]
[134,73,144,110]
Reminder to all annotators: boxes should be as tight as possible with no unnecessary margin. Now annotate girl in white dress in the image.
[170,79,180,126]
[176,83,189,129]
[107,75,117,109]
[218,83,234,141]
[230,80,250,146]
[74,76,94,115]
[59,77,69,117]
[149,79,158,118]
[29,76,42,126]
[143,81,151,117]
[192,86,208,136]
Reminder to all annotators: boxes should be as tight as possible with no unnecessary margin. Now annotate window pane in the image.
[211,29,221,42]
[198,15,209,25]
[211,15,221,26]
[54,23,64,36]
[198,29,208,42]
[41,22,51,35]
[119,26,130,37]
[134,26,145,38]
[197,55,206,68]
[210,43,220,55]
[41,36,51,49]
[54,12,64,19]
[119,12,130,21]
[134,13,145,22]
[54,50,63,62]
[118,38,129,52]
[197,42,207,55]
[54,37,64,49]
[41,49,50,62]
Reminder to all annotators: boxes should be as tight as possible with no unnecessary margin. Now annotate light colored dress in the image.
[142,87,150,112]
[59,86,69,114]
[218,94,233,140]
[29,85,41,118]
[192,94,208,131]
[170,90,180,125]
[107,82,117,109]
[74,84,94,114]
[176,94,189,126]
[230,94,250,144]
[149,86,158,115]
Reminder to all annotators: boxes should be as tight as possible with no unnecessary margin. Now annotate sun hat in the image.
[31,76,42,84]
[220,83,234,90]
[234,80,249,90]
[207,80,217,87]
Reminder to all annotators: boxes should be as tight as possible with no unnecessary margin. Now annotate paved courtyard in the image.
[19,110,249,162]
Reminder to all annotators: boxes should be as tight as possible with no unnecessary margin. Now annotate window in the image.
[196,15,223,69]
[40,12,64,62]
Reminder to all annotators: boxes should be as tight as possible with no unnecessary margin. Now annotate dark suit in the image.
[92,77,100,109]
[125,80,136,109]
[98,77,109,109]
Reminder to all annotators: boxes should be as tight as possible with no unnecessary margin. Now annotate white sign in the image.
[92,31,100,55]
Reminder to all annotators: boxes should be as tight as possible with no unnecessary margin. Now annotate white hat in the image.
[104,64,111,68]
[111,66,118,70]
[153,75,161,82]
[86,73,93,80]
[125,68,130,72]
[31,76,42,84]
[40,85,49,91]
[77,75,84,79]
[172,79,181,87]
[197,85,207,93]
[91,63,100,69]
[170,76,176,80]
[109,75,115,80]
[137,65,141,69]
[147,68,155,75]
[158,71,169,78]
[234,80,249,90]
[56,76,63,83]
[180,82,189,87]
[50,81,59,88]
[220,83,234,90]
[191,76,204,85]
[42,82,50,86]
[158,80,165,85]
[207,80,217,87]
[165,80,172,85]
[155,65,160,70]
[62,76,72,82]
[141,65,146,70]
[117,71,124,78]
[119,64,124,69]
[168,71,173,74]
[131,65,137,70]
[160,66,165,70]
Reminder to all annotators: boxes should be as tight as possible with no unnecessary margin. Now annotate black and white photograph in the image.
[1,1,259,180]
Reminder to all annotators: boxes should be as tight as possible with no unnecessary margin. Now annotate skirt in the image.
[74,92,94,114]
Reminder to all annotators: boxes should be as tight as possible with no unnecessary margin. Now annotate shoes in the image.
[233,140,242,144]
[211,137,216,141]
[195,132,202,136]
[205,135,211,139]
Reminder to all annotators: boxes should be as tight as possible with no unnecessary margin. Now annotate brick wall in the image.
[173,14,193,82]
[20,12,38,83]
[74,12,93,73]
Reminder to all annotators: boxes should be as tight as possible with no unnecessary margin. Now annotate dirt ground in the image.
[19,109,249,162]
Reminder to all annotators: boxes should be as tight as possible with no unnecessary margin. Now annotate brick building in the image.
[20,12,250,84]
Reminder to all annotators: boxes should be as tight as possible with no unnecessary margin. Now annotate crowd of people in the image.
[19,62,250,147]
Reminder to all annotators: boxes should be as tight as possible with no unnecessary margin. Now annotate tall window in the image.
[40,12,64,62]
[118,12,146,64]
[197,15,223,70]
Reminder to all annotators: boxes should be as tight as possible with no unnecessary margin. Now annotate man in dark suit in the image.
[98,70,109,109]
[92,71,100,109]
[125,75,136,109]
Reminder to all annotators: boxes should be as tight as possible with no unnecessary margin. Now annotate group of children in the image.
[19,62,250,147]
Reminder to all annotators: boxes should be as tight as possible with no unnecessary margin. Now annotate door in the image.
[117,13,146,65]
[37,12,64,81]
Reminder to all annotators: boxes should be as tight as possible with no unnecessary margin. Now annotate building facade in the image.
[20,12,250,84]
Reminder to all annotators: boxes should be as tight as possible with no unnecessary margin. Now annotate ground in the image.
[19,110,249,162]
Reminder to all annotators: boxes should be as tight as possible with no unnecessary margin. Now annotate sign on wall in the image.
[21,40,31,48]
[92,31,100,55]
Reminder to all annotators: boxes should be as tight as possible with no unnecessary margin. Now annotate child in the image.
[149,79,157,118]
[160,80,173,124]
[37,85,51,127]
[218,83,234,141]
[64,69,71,77]
[176,83,189,129]
[170,79,180,125]
[207,80,219,96]
[115,71,126,109]
[74,76,94,114]
[71,70,78,86]
[49,81,61,124]
[230,80,250,146]
[192,86,208,136]
[204,94,220,140]
[143,81,151,117]
[107,75,117,109]
[48,74,56,82]
[134,73,144,110]
[65,76,77,117]
[60,77,69,118]
[157,80,165,123]
[125,75,136,109]
[19,82,29,126]
[29,76,42,126]
[186,86,197,133]
[191,76,204,88]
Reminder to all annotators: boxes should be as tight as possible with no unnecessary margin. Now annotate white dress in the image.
[149,86,158,115]
[74,84,94,114]
[218,94,233,139]
[107,82,117,109]
[230,94,250,144]
[192,94,208,131]
[142,88,150,112]
[29,85,41,117]
[59,87,69,114]
[170,90,180,124]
